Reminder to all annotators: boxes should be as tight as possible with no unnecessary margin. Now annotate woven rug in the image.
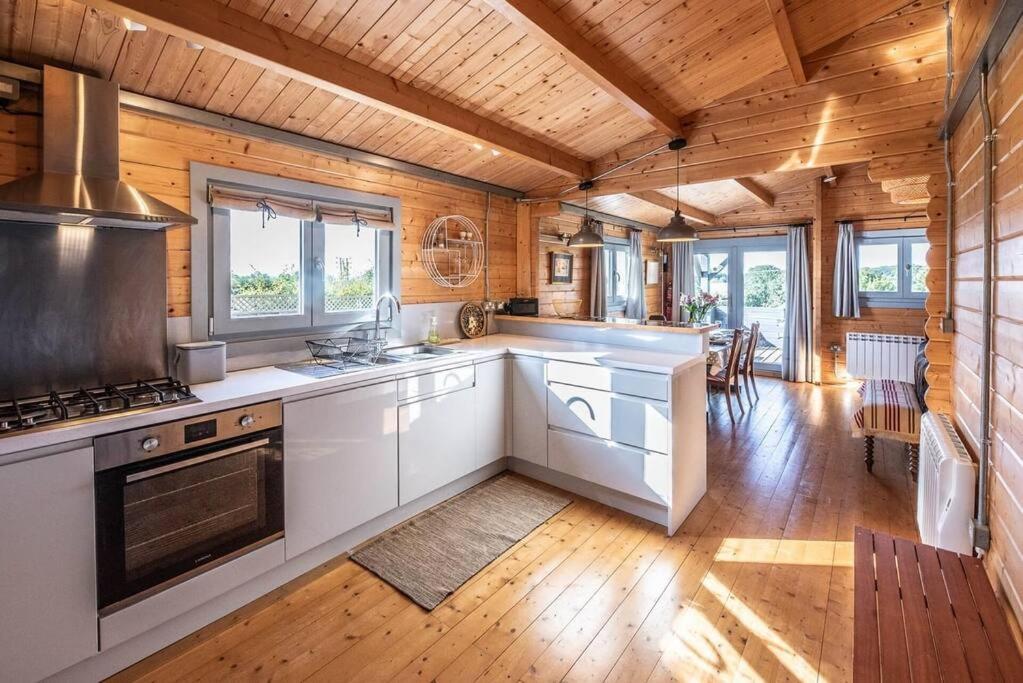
[350,475,571,610]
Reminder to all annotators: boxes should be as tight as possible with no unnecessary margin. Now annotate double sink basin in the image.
[278,344,464,379]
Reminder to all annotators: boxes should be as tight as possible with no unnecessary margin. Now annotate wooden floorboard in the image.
[109,379,917,683]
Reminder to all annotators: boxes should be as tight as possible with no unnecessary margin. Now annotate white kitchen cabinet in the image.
[475,358,508,467]
[284,381,399,559]
[0,447,98,682]
[547,381,670,453]
[511,355,548,466]
[399,386,476,505]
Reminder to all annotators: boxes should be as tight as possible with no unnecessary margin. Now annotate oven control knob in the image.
[239,414,255,428]
[141,436,160,452]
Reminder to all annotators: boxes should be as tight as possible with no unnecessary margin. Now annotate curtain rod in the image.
[703,221,810,232]
[835,214,927,224]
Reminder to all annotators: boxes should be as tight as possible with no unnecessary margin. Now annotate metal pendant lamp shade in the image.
[657,140,699,243]
[658,209,698,242]
[568,216,604,248]
[568,181,604,248]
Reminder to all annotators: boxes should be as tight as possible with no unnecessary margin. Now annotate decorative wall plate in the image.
[459,302,487,338]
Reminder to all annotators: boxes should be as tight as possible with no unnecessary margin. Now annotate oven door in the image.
[95,428,283,613]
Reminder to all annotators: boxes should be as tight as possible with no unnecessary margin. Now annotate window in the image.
[856,230,927,307]
[194,165,400,340]
[604,240,630,311]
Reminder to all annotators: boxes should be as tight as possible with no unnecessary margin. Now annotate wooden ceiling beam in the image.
[92,0,590,179]
[764,0,806,85]
[628,191,717,226]
[733,177,775,207]
[480,0,683,137]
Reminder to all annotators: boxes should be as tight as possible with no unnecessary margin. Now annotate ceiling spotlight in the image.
[490,149,501,156]
[472,143,483,151]
[185,40,204,50]
[122,18,148,31]
[823,175,838,184]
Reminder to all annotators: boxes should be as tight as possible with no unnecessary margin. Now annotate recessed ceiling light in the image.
[185,41,204,50]
[122,18,148,31]
[472,143,483,151]
[491,149,500,156]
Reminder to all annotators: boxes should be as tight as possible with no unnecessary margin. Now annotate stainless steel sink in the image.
[378,344,462,361]
[276,344,461,379]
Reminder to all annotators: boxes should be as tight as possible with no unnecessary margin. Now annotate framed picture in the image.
[645,259,660,285]
[550,251,574,284]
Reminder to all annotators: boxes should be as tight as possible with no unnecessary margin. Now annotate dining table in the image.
[707,329,744,375]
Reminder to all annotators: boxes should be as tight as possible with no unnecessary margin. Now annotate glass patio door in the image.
[694,237,787,371]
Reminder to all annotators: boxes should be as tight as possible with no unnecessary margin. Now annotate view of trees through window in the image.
[228,210,377,318]
[743,264,785,307]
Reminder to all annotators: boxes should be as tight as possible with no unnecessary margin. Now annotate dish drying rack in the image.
[306,336,387,369]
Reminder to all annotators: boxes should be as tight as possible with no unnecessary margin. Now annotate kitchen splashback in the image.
[0,222,168,397]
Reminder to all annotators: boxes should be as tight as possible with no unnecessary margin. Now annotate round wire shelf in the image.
[421,215,484,288]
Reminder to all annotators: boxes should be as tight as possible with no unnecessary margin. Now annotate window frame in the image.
[856,228,927,309]
[189,163,402,344]
[603,237,630,312]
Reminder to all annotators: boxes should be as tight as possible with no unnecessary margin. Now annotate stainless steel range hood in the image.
[0,66,196,230]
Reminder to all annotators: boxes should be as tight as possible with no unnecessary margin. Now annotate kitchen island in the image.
[0,332,707,682]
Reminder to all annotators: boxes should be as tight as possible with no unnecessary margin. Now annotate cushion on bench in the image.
[852,379,921,444]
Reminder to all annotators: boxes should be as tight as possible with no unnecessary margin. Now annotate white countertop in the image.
[496,314,719,335]
[0,334,704,459]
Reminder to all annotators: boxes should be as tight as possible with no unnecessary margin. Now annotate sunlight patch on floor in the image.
[713,538,853,567]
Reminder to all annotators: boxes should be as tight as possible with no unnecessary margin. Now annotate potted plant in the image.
[681,292,720,323]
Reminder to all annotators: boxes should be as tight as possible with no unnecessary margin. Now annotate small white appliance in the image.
[917,411,976,554]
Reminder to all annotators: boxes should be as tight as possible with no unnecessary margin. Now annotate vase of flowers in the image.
[681,292,720,324]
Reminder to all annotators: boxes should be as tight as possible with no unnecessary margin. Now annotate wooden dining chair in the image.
[708,328,744,424]
[737,321,761,407]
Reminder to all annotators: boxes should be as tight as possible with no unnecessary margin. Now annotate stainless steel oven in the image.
[94,401,283,614]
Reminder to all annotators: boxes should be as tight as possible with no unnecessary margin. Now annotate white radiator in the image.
[917,412,976,554]
[845,333,925,382]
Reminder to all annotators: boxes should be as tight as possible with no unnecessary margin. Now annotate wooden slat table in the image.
[854,527,1023,681]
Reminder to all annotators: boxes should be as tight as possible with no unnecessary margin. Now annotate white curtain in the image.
[589,223,608,317]
[624,229,648,319]
[783,225,813,382]
[833,221,861,318]
[670,241,695,322]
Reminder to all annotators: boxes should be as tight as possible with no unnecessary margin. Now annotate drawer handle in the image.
[566,396,596,421]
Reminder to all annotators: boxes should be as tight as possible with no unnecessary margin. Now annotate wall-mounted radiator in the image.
[845,333,925,383]
[917,412,976,554]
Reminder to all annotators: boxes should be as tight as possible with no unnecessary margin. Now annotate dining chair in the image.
[708,328,744,424]
[738,321,761,407]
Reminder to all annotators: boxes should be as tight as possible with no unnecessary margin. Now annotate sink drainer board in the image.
[351,475,570,610]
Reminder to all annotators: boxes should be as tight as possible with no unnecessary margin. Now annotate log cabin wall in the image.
[0,105,519,318]
[704,163,929,384]
[819,165,930,384]
[535,214,662,319]
[950,8,1023,630]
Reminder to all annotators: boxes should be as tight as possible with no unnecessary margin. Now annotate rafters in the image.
[628,191,717,226]
[91,0,590,179]
[733,177,775,207]
[480,0,683,137]
[764,0,806,85]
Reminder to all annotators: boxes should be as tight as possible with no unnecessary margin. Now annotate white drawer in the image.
[397,363,475,402]
[547,382,669,454]
[547,360,668,401]
[548,428,669,506]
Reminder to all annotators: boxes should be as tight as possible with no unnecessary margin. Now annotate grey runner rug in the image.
[350,475,571,610]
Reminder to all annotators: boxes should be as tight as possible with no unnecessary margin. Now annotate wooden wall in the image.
[0,105,518,318]
[535,214,662,319]
[819,165,930,384]
[951,14,1023,631]
[699,163,929,384]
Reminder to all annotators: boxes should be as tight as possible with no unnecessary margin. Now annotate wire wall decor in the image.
[421,214,485,288]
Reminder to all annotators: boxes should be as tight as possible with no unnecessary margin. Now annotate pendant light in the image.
[568,180,604,248]
[657,138,699,243]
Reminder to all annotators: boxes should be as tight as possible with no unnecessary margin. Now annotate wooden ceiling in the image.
[2,0,943,225]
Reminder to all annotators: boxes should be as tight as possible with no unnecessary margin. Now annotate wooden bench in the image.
[852,380,922,480]
[854,527,1023,681]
